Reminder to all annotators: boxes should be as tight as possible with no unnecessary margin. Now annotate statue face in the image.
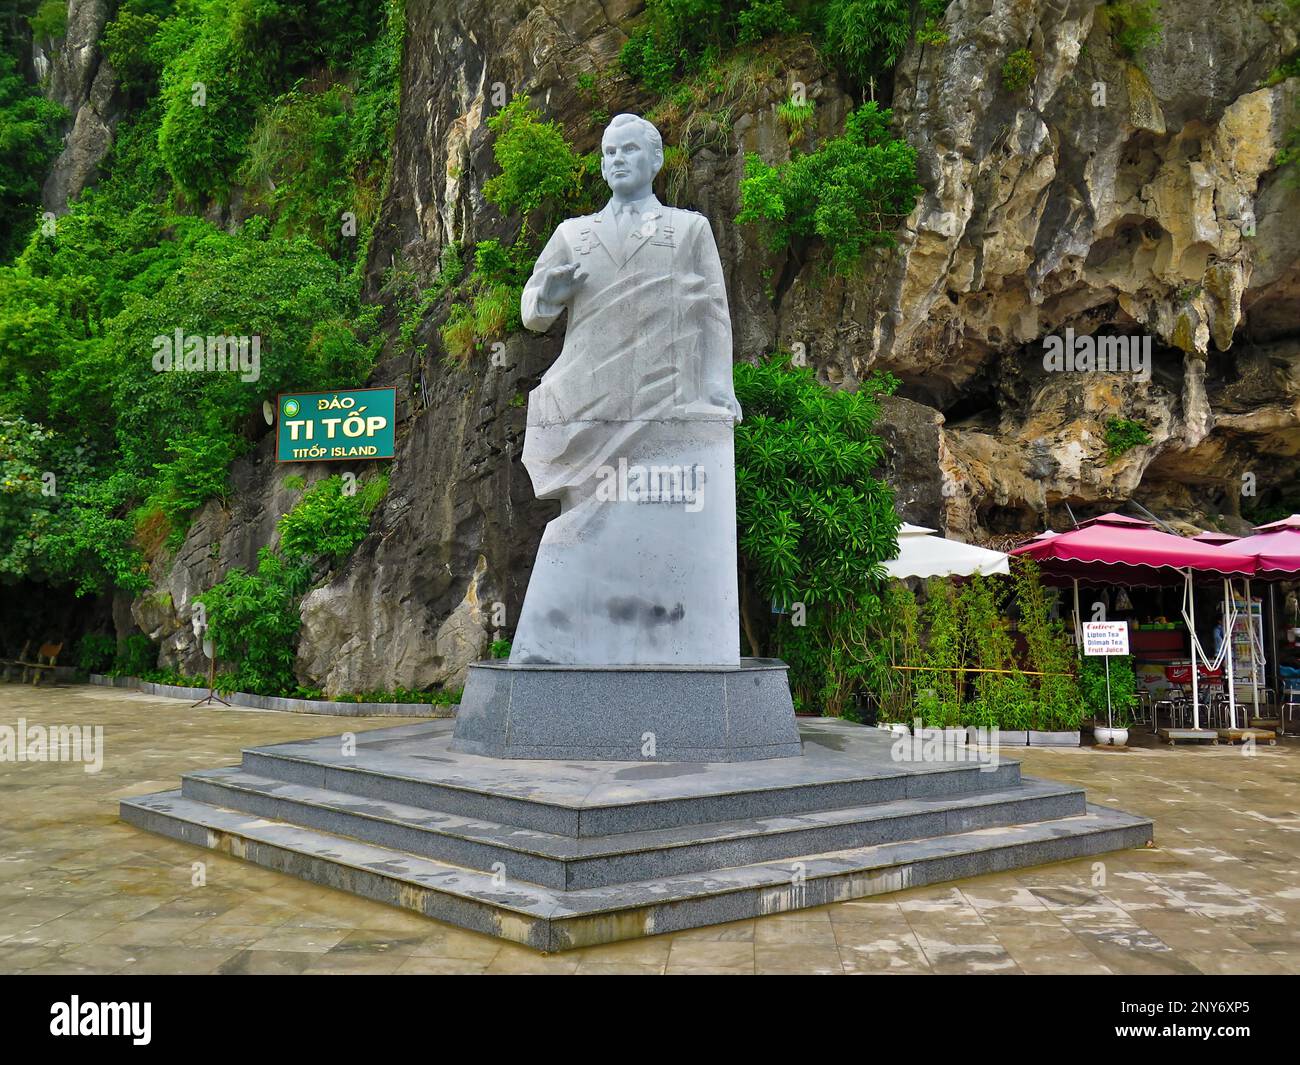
[600,121,661,198]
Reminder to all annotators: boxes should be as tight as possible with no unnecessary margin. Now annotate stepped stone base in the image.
[120,719,1153,952]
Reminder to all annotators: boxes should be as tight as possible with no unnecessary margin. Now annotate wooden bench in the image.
[0,640,32,682]
[19,641,63,686]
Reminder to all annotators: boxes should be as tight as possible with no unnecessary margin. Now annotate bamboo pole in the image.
[888,665,1072,677]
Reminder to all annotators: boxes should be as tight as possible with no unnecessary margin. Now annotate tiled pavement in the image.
[2,683,1298,975]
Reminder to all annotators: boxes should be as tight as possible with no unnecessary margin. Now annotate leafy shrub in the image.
[28,0,67,42]
[1001,48,1036,92]
[489,638,512,659]
[1080,653,1137,727]
[158,23,268,204]
[102,8,166,95]
[336,686,460,705]
[112,633,158,677]
[0,51,67,261]
[482,96,599,228]
[197,548,311,695]
[734,354,901,714]
[913,578,963,727]
[75,632,118,673]
[1011,557,1084,730]
[820,0,916,83]
[1104,417,1152,460]
[147,431,237,536]
[776,96,815,143]
[277,472,388,564]
[737,102,922,274]
[958,575,1035,730]
[1108,1,1163,58]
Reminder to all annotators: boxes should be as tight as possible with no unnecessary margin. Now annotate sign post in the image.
[1082,621,1130,728]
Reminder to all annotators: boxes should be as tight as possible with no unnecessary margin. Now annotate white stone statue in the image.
[510,113,742,666]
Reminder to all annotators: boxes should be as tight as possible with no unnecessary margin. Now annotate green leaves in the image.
[482,96,597,225]
[198,547,312,695]
[277,472,387,564]
[0,50,67,261]
[736,354,900,711]
[737,102,922,276]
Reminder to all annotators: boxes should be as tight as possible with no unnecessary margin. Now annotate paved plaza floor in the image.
[1,683,1298,975]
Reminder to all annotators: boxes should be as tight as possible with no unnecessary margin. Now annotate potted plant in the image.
[1081,654,1137,747]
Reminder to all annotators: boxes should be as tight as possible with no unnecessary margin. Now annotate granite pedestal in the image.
[450,658,802,761]
[121,718,1153,952]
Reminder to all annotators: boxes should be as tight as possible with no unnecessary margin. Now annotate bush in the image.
[29,0,67,42]
[157,24,268,204]
[277,472,387,564]
[820,0,915,84]
[958,574,1035,731]
[482,96,599,228]
[197,548,311,695]
[0,51,67,261]
[1108,1,1162,58]
[75,632,118,673]
[1011,557,1084,730]
[737,102,922,275]
[102,8,166,95]
[1104,417,1152,460]
[1080,653,1137,727]
[734,354,900,714]
[1001,48,1036,92]
[112,633,158,677]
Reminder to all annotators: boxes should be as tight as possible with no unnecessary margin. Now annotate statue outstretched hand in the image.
[540,262,587,306]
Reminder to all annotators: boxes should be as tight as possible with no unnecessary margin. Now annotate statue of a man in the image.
[509,113,743,667]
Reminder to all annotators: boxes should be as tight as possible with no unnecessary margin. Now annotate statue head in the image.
[600,114,663,201]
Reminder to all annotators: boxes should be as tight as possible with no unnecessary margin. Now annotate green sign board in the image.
[276,387,396,462]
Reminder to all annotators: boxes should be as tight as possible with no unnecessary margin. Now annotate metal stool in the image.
[1283,688,1300,737]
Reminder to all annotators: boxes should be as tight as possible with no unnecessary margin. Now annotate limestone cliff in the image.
[119,0,1299,692]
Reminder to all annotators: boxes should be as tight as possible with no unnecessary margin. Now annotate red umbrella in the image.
[1223,515,1300,578]
[1009,513,1257,585]
[1220,516,1300,721]
[1192,531,1239,546]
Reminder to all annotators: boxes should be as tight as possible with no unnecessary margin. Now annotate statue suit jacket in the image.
[520,196,740,430]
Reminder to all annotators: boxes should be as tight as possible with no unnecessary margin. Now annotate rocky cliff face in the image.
[126,0,1300,691]
[39,0,122,213]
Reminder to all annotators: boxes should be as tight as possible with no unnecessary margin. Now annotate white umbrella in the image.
[883,523,1011,579]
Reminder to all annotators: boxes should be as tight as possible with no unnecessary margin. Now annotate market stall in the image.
[1220,515,1300,734]
[1009,513,1260,743]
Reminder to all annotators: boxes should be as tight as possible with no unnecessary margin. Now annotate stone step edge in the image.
[239,744,1023,825]
[120,791,1152,931]
[182,767,1087,862]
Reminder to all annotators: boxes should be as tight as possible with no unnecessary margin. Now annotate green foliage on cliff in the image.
[197,470,387,694]
[277,472,388,564]
[1104,417,1152,459]
[1000,48,1036,92]
[441,96,600,362]
[733,353,901,714]
[620,0,950,92]
[1107,1,1163,58]
[28,0,67,42]
[736,101,922,274]
[198,547,312,695]
[0,51,66,260]
[0,0,403,609]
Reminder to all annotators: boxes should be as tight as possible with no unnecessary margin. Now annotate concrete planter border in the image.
[966,728,1029,747]
[88,674,455,719]
[1028,730,1081,747]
